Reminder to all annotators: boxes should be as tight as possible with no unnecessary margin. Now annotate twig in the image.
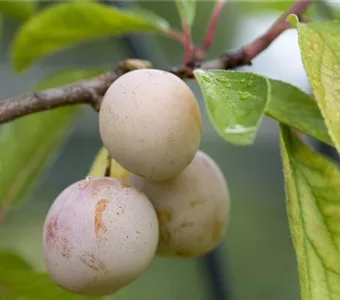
[183,22,194,64]
[195,0,227,59]
[165,29,186,46]
[241,0,311,60]
[104,151,112,177]
[0,0,311,125]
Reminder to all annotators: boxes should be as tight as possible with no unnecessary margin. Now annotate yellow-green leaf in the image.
[280,125,340,300]
[289,15,340,152]
[12,1,169,71]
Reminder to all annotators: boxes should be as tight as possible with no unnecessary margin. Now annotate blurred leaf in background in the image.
[0,271,99,300]
[12,1,170,71]
[0,68,105,216]
[175,0,197,29]
[0,251,32,271]
[240,1,293,14]
[0,1,36,21]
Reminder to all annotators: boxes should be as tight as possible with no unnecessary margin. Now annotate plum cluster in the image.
[42,69,230,296]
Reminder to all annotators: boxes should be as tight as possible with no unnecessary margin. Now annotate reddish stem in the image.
[166,29,186,46]
[183,21,194,64]
[195,0,227,59]
[243,0,311,59]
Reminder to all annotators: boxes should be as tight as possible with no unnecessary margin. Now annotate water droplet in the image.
[238,91,252,101]
[202,76,212,83]
[224,124,257,134]
[216,77,231,88]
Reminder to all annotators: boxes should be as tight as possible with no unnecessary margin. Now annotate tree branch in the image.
[0,73,117,123]
[0,0,311,125]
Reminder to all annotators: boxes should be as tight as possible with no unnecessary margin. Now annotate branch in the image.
[0,73,117,122]
[241,0,311,60]
[0,0,311,125]
[0,60,151,124]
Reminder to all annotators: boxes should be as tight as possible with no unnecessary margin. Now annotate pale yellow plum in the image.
[43,177,159,296]
[99,69,202,181]
[129,151,230,258]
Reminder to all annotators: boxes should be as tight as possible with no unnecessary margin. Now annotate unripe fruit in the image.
[99,69,202,181]
[129,151,230,258]
[43,177,159,296]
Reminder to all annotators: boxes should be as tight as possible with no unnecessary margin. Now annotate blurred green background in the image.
[1,1,337,299]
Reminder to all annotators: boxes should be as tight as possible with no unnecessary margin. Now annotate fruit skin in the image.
[99,68,202,181]
[129,151,230,258]
[43,177,159,296]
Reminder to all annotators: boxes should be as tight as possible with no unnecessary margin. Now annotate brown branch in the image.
[0,73,117,123]
[0,0,311,125]
[241,0,311,60]
[0,60,151,124]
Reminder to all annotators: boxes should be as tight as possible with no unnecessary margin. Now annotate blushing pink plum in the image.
[43,177,159,296]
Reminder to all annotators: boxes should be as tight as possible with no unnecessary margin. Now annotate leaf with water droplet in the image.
[289,15,340,153]
[195,69,332,146]
[194,69,270,145]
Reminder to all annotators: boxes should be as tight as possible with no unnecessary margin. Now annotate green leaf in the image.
[195,69,333,146]
[280,125,340,300]
[0,1,36,21]
[194,69,271,145]
[12,1,170,71]
[0,251,32,272]
[267,79,333,146]
[175,0,196,29]
[0,108,78,210]
[289,15,340,152]
[0,69,102,211]
[0,272,97,300]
